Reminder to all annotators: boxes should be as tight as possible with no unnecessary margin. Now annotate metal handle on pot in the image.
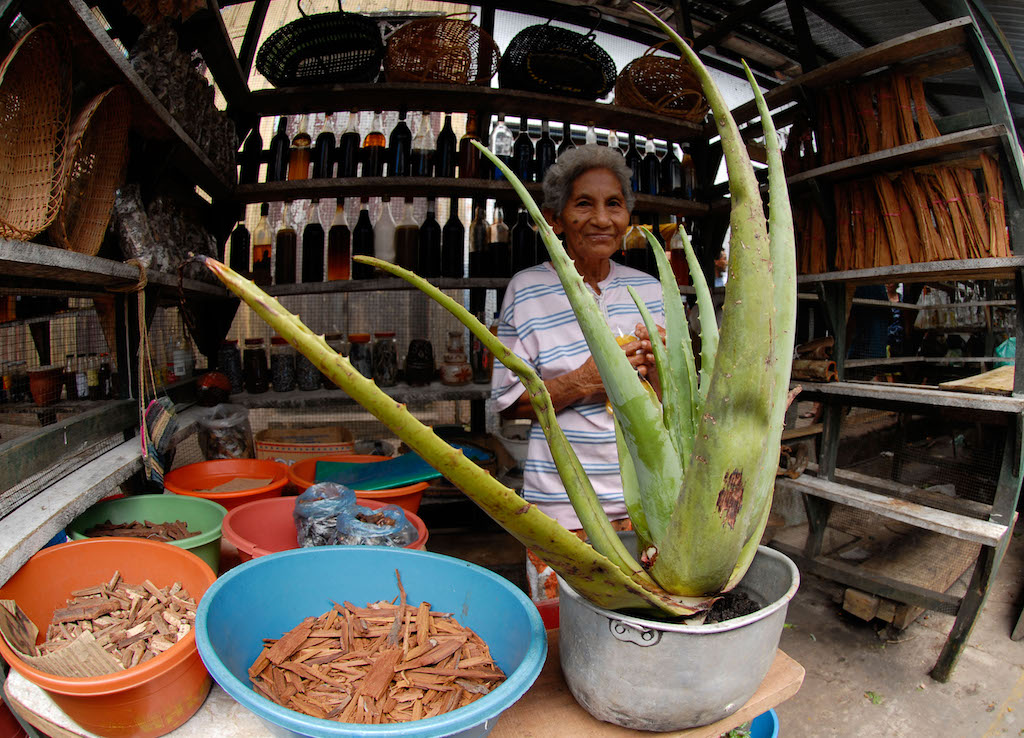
[608,619,662,647]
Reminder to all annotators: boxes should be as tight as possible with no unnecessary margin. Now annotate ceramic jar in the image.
[405,339,434,386]
[440,330,472,386]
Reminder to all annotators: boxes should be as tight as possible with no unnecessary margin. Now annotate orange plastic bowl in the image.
[287,454,427,513]
[221,496,429,562]
[0,538,217,737]
[164,458,289,511]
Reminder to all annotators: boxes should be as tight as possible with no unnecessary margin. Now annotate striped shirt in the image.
[491,261,665,529]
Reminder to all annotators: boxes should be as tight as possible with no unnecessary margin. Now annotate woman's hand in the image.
[629,322,666,379]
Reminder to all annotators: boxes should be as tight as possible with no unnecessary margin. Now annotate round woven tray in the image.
[614,42,709,123]
[0,24,72,241]
[384,12,500,85]
[498,21,616,101]
[50,86,131,255]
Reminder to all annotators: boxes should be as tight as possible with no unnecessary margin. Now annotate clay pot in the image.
[28,365,63,406]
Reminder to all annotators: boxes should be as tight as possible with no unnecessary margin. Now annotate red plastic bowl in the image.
[286,454,427,513]
[222,496,429,561]
[164,459,289,511]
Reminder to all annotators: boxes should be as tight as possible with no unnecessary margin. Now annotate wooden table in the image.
[4,632,803,738]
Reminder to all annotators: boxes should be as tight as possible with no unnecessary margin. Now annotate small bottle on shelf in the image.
[488,205,511,278]
[511,207,537,274]
[87,353,101,399]
[238,122,262,184]
[229,218,250,277]
[623,214,648,272]
[410,112,434,177]
[267,116,290,182]
[557,120,575,157]
[302,200,325,283]
[312,113,336,178]
[469,311,493,384]
[681,145,697,200]
[270,336,296,392]
[274,202,297,284]
[288,114,311,180]
[361,111,386,177]
[419,197,441,278]
[625,133,642,193]
[337,111,361,178]
[351,198,375,279]
[489,116,514,180]
[660,142,683,197]
[63,353,78,401]
[469,205,488,278]
[585,122,597,145]
[435,113,457,178]
[242,337,269,394]
[387,109,412,177]
[75,353,88,399]
[458,112,482,179]
[99,353,113,399]
[669,216,690,286]
[374,197,397,265]
[607,129,621,152]
[535,120,556,183]
[393,198,419,272]
[252,203,273,286]
[327,199,351,281]
[441,198,465,278]
[641,137,660,196]
[511,116,533,182]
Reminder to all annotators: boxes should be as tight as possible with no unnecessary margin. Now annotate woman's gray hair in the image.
[541,144,635,215]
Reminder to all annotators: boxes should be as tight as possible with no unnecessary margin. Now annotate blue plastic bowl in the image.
[196,547,547,737]
[751,708,780,738]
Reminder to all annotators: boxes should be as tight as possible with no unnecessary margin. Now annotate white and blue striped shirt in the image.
[491,261,665,529]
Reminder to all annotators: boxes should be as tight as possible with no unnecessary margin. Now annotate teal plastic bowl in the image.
[196,547,547,737]
[752,708,779,737]
[67,494,227,573]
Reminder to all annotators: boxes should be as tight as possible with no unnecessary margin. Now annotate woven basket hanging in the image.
[614,41,710,123]
[0,24,72,241]
[384,12,500,86]
[498,16,616,100]
[50,86,131,256]
[255,0,384,87]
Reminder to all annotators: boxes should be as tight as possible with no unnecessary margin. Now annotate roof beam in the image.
[237,0,269,80]
[692,0,783,52]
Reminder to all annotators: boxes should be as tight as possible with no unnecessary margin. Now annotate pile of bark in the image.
[84,519,200,542]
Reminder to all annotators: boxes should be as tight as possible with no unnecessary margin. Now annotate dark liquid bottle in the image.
[557,120,575,157]
[640,138,660,196]
[361,111,386,177]
[625,133,642,193]
[238,122,262,184]
[274,202,297,284]
[512,115,533,182]
[312,114,336,178]
[410,112,434,177]
[393,198,419,272]
[351,199,375,279]
[288,115,311,180]
[229,221,250,277]
[387,109,412,177]
[435,114,456,178]
[267,116,289,182]
[511,208,537,274]
[624,217,649,272]
[337,111,361,178]
[418,198,441,278]
[441,198,465,278]
[301,200,325,282]
[252,203,273,286]
[535,120,556,183]
[468,205,488,278]
[488,206,510,278]
[327,199,351,281]
[660,142,683,197]
[458,112,482,179]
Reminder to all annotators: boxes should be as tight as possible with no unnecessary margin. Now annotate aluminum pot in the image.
[558,543,799,731]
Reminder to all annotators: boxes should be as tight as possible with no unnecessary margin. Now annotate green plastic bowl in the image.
[67,494,227,573]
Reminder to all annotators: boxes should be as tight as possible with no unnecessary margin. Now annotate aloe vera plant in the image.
[201,6,794,618]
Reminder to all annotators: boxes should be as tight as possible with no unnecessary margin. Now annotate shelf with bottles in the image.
[795,256,1024,288]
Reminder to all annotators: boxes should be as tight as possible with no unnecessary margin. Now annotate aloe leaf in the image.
[612,411,650,543]
[676,225,719,398]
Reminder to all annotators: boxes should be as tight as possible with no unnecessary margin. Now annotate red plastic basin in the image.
[164,459,289,511]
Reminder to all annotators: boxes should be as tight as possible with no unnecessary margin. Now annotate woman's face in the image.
[550,168,630,264]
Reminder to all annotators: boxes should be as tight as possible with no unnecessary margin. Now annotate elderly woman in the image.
[490,145,665,601]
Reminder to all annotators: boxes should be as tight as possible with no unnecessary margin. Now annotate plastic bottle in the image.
[267,116,289,182]
[435,113,457,178]
[302,200,325,283]
[75,354,88,398]
[274,201,297,284]
[288,114,312,180]
[387,109,412,177]
[87,353,101,399]
[419,198,441,278]
[374,197,397,265]
[327,199,351,281]
[441,198,465,278]
[312,113,336,178]
[252,203,273,286]
[352,198,375,279]
[489,116,514,180]
[410,112,434,177]
[361,111,386,177]
[393,198,419,272]
[607,129,621,152]
[585,122,597,145]
[337,111,361,178]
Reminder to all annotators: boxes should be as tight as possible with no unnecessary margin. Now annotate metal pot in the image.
[557,543,799,731]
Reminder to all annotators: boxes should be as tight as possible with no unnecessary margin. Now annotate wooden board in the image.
[793,379,1024,414]
[939,365,1015,396]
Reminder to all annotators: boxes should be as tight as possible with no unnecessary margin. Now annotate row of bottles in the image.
[60,353,116,401]
[238,112,697,198]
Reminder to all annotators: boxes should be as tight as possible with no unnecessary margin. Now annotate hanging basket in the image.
[0,23,72,241]
[255,0,384,87]
[498,18,616,101]
[614,41,710,123]
[384,12,500,86]
[50,86,131,255]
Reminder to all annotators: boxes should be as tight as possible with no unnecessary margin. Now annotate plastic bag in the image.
[294,482,357,547]
[336,503,416,547]
[196,403,254,460]
[995,337,1016,367]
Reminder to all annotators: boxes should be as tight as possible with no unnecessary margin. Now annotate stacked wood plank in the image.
[249,594,506,725]
[84,519,200,542]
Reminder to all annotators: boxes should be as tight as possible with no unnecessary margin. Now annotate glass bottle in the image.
[75,353,88,399]
[347,333,373,378]
[410,112,434,177]
[63,353,78,401]
[374,197,397,265]
[242,337,269,394]
[352,198,375,279]
[87,353,101,399]
[217,340,244,394]
[440,329,471,386]
[585,122,597,145]
[387,109,412,177]
[625,133,642,192]
[647,213,665,276]
[267,116,289,182]
[607,129,621,152]
[327,199,351,281]
[660,142,683,197]
[274,201,297,284]
[557,120,575,156]
[468,205,488,278]
[623,214,648,272]
[371,332,398,387]
[669,216,690,286]
[301,200,325,283]
[469,311,493,384]
[239,122,262,185]
[337,111,361,178]
[488,205,511,278]
[641,137,661,196]
[435,114,457,178]
[511,207,537,274]
[288,114,311,180]
[393,198,419,272]
[361,111,386,177]
[312,113,336,178]
[99,353,113,399]
[252,203,273,286]
[441,198,465,278]
[535,120,556,182]
[489,115,514,180]
[512,115,533,182]
[681,145,697,200]
[419,198,441,278]
[270,336,296,392]
[458,112,482,179]
[229,219,250,277]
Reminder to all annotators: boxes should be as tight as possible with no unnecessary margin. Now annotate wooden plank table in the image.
[939,365,1014,396]
[4,631,803,738]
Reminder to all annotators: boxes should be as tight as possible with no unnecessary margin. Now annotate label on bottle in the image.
[76,371,88,396]
[174,349,188,379]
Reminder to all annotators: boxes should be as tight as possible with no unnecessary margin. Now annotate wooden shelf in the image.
[231,381,491,409]
[267,277,510,297]
[796,256,1024,287]
[243,83,704,142]
[793,379,1024,414]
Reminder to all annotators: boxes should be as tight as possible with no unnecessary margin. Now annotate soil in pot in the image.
[704,589,764,624]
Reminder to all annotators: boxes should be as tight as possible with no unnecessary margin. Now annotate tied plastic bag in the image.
[336,503,416,547]
[294,482,357,547]
[995,337,1016,367]
[196,403,254,460]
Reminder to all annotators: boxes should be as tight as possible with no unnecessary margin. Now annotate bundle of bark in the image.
[84,519,200,542]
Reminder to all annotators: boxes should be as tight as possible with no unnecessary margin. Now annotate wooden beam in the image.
[794,378,1024,414]
[180,0,248,110]
[692,0,783,52]
[237,0,269,80]
[795,255,1024,288]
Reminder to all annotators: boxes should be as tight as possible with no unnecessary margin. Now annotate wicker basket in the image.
[255,0,383,87]
[0,24,72,241]
[384,12,500,86]
[498,19,616,101]
[614,42,709,123]
[50,86,131,255]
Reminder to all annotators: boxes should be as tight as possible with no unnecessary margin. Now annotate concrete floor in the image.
[427,507,1024,738]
